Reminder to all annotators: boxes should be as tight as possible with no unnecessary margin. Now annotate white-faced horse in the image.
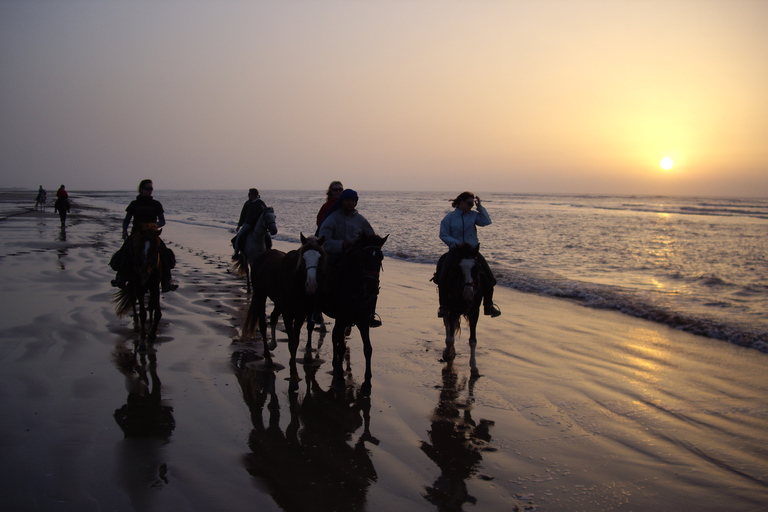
[438,243,486,374]
[233,207,278,293]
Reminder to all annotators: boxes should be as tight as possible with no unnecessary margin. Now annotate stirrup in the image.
[368,313,382,328]
[484,303,501,317]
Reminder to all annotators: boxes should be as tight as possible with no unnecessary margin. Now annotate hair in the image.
[138,179,153,193]
[451,191,475,208]
[248,188,259,197]
[325,181,343,201]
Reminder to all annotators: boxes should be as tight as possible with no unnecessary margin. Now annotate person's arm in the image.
[475,204,491,227]
[439,212,461,249]
[156,212,166,228]
[319,215,345,254]
[122,213,132,239]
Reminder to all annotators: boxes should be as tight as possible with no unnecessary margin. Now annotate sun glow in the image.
[660,156,674,170]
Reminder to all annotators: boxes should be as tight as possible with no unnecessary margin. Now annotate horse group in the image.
[113,205,489,379]
[242,229,387,390]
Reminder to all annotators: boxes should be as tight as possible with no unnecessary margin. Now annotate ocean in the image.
[76,189,768,352]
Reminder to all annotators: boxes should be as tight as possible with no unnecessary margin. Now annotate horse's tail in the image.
[232,254,248,277]
[242,300,260,340]
[113,287,136,317]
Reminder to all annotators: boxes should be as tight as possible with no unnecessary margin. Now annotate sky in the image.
[1,1,767,196]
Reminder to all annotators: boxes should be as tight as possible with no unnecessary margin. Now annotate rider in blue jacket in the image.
[436,191,500,318]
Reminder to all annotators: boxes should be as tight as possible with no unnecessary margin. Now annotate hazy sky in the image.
[1,1,767,196]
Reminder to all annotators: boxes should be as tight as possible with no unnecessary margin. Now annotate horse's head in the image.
[350,233,388,297]
[453,243,479,302]
[260,207,278,236]
[299,233,327,294]
[132,223,163,285]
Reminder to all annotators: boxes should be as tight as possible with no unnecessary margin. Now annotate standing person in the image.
[110,179,177,292]
[56,185,68,199]
[35,186,46,210]
[318,188,382,327]
[316,181,343,227]
[233,188,269,259]
[436,191,500,318]
[54,193,70,227]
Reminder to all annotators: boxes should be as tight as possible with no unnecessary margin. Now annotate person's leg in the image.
[159,240,178,292]
[233,224,251,257]
[476,253,500,317]
[436,251,453,317]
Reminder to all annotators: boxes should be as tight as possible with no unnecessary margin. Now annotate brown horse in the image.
[243,234,327,371]
[113,223,163,342]
[317,233,387,391]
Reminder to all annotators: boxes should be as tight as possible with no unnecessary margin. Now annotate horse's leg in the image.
[268,307,280,351]
[132,298,140,333]
[356,322,373,387]
[304,313,315,363]
[138,292,148,340]
[330,321,347,388]
[148,285,161,341]
[442,315,456,362]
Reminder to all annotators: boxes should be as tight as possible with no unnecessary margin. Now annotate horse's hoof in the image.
[268,341,278,351]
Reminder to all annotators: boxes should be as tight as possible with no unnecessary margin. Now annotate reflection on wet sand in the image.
[421,363,495,510]
[112,341,175,510]
[233,349,378,511]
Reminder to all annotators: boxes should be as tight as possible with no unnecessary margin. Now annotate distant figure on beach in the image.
[54,193,70,227]
[233,188,270,259]
[110,179,177,292]
[318,188,382,328]
[436,191,500,318]
[316,180,343,228]
[35,186,46,210]
[56,185,68,199]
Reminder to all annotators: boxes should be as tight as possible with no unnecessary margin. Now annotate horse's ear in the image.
[157,228,162,237]
[301,232,307,244]
[381,234,389,245]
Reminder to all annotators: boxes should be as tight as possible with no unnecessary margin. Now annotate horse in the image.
[438,243,486,373]
[233,207,278,293]
[317,233,387,391]
[113,223,164,342]
[242,234,327,372]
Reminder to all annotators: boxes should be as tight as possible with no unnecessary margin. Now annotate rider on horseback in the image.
[110,179,178,293]
[318,188,383,328]
[233,188,270,259]
[435,191,500,318]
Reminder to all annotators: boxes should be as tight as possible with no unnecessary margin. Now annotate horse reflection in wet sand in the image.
[232,206,278,294]
[233,351,378,511]
[439,243,488,373]
[113,223,164,341]
[421,363,495,510]
[242,234,326,372]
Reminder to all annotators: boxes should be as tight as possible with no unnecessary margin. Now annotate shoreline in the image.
[1,192,767,511]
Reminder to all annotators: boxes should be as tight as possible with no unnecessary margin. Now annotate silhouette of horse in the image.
[438,243,486,372]
[242,234,327,371]
[233,207,278,293]
[113,223,163,341]
[317,233,387,390]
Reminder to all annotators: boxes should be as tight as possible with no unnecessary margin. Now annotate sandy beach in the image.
[1,190,767,512]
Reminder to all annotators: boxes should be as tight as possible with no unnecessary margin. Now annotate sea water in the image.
[77,190,768,351]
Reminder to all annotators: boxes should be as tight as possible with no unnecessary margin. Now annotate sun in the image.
[660,156,674,170]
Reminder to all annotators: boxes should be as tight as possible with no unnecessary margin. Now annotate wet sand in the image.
[1,190,767,512]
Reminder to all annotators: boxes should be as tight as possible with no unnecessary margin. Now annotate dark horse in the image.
[318,233,387,391]
[232,207,278,294]
[113,223,163,341]
[242,234,327,371]
[438,243,486,373]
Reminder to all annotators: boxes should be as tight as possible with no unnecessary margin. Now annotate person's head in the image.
[248,188,259,199]
[452,191,475,211]
[339,188,358,213]
[138,179,154,196]
[59,185,65,189]
[326,181,343,201]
